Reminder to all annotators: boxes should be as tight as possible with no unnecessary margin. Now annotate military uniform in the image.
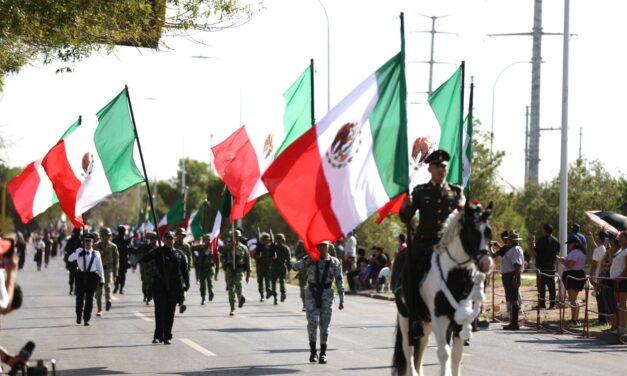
[220,235,251,315]
[95,229,119,314]
[113,227,132,294]
[174,240,192,273]
[194,236,215,304]
[139,234,159,304]
[293,245,344,364]
[270,235,292,304]
[294,241,308,310]
[64,229,82,295]
[255,234,273,301]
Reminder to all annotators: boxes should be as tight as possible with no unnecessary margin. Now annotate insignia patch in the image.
[410,137,434,171]
[81,152,94,176]
[326,122,361,169]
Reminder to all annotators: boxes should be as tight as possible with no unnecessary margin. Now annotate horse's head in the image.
[459,200,494,273]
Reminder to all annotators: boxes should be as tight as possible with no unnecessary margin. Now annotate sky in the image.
[0,0,625,191]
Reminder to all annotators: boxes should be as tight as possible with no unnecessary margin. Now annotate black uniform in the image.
[141,246,190,342]
[113,234,132,293]
[64,233,82,294]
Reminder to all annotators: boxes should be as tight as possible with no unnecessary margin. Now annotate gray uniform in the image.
[293,254,344,345]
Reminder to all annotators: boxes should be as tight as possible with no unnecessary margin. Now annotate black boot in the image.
[319,344,327,364]
[309,342,318,363]
[274,294,278,305]
[503,305,520,330]
[281,292,286,302]
[260,293,264,302]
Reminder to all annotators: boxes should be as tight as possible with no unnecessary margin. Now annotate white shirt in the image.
[34,240,45,250]
[68,248,105,283]
[592,245,606,280]
[344,235,357,258]
[0,272,8,309]
[610,248,627,279]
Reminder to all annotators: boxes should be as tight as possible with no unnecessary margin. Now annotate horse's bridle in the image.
[443,214,490,270]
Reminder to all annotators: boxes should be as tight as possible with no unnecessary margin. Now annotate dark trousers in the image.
[537,270,556,307]
[346,269,359,292]
[68,268,76,290]
[18,251,25,270]
[75,272,98,322]
[115,266,128,290]
[153,287,177,341]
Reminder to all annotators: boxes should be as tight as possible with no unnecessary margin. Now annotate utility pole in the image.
[578,127,582,160]
[488,0,564,185]
[524,106,530,185]
[409,14,457,97]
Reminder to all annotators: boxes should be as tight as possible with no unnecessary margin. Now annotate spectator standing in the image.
[598,237,618,330]
[500,230,525,330]
[533,224,560,309]
[557,236,587,325]
[570,223,588,252]
[33,236,44,271]
[589,230,609,324]
[610,230,627,333]
[344,231,357,272]
[43,232,52,268]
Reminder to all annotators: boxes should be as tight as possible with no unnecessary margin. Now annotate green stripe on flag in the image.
[369,52,408,198]
[95,89,145,192]
[167,195,185,226]
[275,66,313,157]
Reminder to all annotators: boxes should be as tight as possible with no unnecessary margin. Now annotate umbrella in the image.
[585,210,627,235]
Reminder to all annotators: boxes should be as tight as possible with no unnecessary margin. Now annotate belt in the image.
[309,283,332,289]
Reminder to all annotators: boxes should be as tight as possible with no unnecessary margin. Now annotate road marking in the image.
[133,312,153,322]
[180,338,216,356]
[110,295,120,301]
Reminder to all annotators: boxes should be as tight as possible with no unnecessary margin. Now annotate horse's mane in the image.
[434,209,462,254]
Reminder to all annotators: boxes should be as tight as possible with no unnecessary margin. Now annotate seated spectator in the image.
[353,259,372,292]
[368,246,388,288]
[346,248,367,292]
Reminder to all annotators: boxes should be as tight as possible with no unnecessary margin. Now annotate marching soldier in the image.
[293,241,345,364]
[68,233,105,326]
[270,233,291,305]
[219,229,251,316]
[294,240,308,312]
[399,149,464,326]
[194,234,216,305]
[138,232,159,304]
[64,228,82,295]
[255,233,273,302]
[95,227,119,316]
[174,228,193,273]
[113,225,132,294]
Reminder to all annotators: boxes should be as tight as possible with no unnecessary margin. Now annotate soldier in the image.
[255,233,273,302]
[140,231,190,344]
[174,228,193,274]
[94,227,119,316]
[139,232,159,304]
[64,228,82,295]
[399,149,464,326]
[293,241,345,364]
[67,233,105,326]
[219,229,251,316]
[270,233,291,305]
[194,234,216,305]
[294,240,308,312]
[113,225,132,294]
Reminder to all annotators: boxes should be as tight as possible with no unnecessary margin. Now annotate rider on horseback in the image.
[399,149,465,333]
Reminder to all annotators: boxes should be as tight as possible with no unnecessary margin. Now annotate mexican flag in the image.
[187,200,210,239]
[42,89,145,227]
[262,53,408,258]
[376,67,463,223]
[137,199,156,234]
[212,65,312,221]
[461,81,474,188]
[210,188,232,255]
[8,120,81,224]
[157,194,185,236]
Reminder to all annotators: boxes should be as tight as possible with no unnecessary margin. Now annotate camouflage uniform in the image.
[95,235,119,313]
[174,240,192,273]
[293,253,344,347]
[255,235,274,300]
[194,238,215,303]
[138,236,158,303]
[220,239,251,313]
[294,241,308,309]
[270,236,292,304]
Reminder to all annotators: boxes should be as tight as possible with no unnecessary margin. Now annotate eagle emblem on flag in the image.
[81,152,94,177]
[326,122,361,169]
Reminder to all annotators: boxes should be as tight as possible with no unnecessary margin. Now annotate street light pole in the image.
[490,60,531,161]
[316,0,330,112]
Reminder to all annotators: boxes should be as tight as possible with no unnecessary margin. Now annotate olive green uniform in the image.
[270,243,292,303]
[220,242,251,312]
[193,245,215,301]
[255,243,273,299]
[139,242,158,302]
[95,241,119,312]
[175,240,192,273]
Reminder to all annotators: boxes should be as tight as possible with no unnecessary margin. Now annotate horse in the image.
[391,201,494,376]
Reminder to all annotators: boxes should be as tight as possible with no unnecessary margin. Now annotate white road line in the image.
[110,295,120,301]
[133,312,153,322]
[180,338,216,357]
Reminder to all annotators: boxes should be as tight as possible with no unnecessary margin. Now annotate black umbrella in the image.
[586,211,627,234]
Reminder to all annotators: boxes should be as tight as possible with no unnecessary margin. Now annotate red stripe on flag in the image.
[261,127,342,261]
[41,141,84,227]
[212,126,260,221]
[375,192,407,224]
[7,162,39,224]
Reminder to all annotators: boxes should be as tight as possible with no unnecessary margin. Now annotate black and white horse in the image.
[392,201,493,376]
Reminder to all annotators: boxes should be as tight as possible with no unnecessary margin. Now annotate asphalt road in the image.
[1,255,624,375]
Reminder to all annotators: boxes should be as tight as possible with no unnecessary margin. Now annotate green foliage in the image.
[355,214,404,257]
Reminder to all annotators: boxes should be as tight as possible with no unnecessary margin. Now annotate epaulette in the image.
[449,183,462,194]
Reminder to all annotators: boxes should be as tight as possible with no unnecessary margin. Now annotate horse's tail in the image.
[392,319,406,376]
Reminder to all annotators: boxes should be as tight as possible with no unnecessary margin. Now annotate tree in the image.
[0,0,260,90]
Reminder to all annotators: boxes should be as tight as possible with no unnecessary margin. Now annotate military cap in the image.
[175,227,186,236]
[230,229,242,237]
[316,240,331,247]
[84,233,96,241]
[91,232,101,241]
[276,233,286,241]
[100,227,112,236]
[260,232,270,240]
[202,234,211,241]
[424,149,450,165]
[146,232,158,240]
[164,231,175,240]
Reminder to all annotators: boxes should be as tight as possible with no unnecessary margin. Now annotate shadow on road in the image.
[164,365,301,375]
[58,344,154,350]
[59,367,128,375]
[204,327,300,333]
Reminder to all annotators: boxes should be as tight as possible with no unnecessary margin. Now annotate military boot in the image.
[201,296,206,305]
[319,344,327,364]
[274,293,278,305]
[229,303,235,316]
[309,342,318,363]
[209,292,214,301]
[238,296,246,308]
[281,292,286,302]
[260,292,264,302]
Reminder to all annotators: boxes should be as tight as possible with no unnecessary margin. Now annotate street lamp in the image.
[316,0,331,112]
[490,60,531,161]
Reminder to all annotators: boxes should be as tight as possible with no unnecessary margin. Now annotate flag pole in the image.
[466,77,474,197]
[400,11,412,250]
[230,195,236,272]
[310,58,316,126]
[125,85,161,245]
[459,61,465,186]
